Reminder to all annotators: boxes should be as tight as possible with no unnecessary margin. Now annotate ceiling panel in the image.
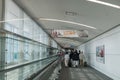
[14,0,120,48]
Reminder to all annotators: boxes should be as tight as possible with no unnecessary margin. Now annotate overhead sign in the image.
[78,30,88,37]
[51,30,78,37]
[51,30,88,38]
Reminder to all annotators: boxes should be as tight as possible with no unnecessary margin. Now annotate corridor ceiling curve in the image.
[14,0,120,48]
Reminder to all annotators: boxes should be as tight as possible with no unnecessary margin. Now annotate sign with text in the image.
[51,30,88,38]
[51,30,78,37]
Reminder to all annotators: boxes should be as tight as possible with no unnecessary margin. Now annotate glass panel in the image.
[1,0,59,80]
[5,57,57,80]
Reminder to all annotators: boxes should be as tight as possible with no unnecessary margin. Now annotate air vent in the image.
[65,11,79,16]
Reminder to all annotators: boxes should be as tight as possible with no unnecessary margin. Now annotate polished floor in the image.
[58,66,113,80]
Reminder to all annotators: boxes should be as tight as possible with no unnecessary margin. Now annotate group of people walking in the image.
[64,49,85,67]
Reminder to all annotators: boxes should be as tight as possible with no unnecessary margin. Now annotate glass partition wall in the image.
[0,0,59,80]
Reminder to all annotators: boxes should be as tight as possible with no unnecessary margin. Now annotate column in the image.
[0,0,6,80]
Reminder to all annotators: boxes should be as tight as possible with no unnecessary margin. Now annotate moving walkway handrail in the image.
[0,55,58,73]
[26,58,58,80]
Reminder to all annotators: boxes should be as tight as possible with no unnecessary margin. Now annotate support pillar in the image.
[0,0,6,80]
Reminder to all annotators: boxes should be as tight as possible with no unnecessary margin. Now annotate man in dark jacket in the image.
[71,50,79,67]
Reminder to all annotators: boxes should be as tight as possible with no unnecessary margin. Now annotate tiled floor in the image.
[58,66,113,80]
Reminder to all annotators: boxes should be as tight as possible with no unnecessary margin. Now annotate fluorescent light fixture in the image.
[39,18,96,29]
[87,0,120,9]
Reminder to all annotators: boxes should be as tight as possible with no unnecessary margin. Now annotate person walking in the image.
[64,52,70,67]
[72,50,79,67]
[79,51,85,67]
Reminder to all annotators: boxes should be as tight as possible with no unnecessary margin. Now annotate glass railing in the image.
[0,55,58,80]
[0,29,59,80]
[0,36,58,69]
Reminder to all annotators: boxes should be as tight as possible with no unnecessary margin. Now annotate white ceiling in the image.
[14,0,120,48]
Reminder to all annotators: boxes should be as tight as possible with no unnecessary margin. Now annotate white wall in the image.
[78,25,120,80]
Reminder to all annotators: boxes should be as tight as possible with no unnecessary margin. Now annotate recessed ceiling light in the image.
[87,0,120,9]
[39,18,96,29]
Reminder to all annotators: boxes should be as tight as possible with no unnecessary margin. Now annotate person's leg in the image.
[72,60,75,67]
[81,60,83,67]
[70,59,73,67]
[64,59,67,67]
[66,59,69,67]
[76,60,79,67]
[80,59,83,67]
[75,61,77,67]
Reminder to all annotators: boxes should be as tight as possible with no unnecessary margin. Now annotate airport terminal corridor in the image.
[0,0,120,80]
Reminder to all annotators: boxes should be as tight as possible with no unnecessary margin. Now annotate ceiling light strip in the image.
[87,0,120,9]
[0,18,29,23]
[39,18,96,29]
